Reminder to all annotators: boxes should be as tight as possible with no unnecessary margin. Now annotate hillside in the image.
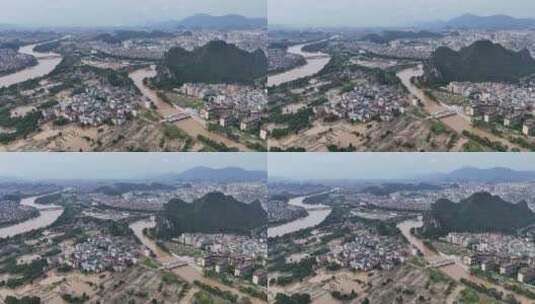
[157,40,267,86]
[424,40,535,85]
[155,192,267,238]
[423,192,535,237]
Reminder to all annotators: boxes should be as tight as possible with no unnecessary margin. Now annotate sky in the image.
[268,153,535,180]
[0,153,266,180]
[0,0,266,27]
[269,0,535,28]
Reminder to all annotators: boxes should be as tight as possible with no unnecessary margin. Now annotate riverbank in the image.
[0,58,38,78]
[268,192,333,238]
[0,194,64,240]
[267,41,331,87]
[0,43,63,88]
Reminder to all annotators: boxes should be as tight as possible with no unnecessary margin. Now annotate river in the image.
[0,195,64,239]
[268,42,331,87]
[397,65,525,151]
[0,43,63,88]
[268,193,333,238]
[398,217,532,304]
[128,66,251,151]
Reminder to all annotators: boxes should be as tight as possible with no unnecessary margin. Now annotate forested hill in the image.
[155,192,266,238]
[424,40,535,85]
[157,40,267,86]
[423,192,535,237]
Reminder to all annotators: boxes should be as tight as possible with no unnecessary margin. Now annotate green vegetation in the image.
[0,107,42,144]
[430,121,447,135]
[269,108,313,138]
[35,193,62,205]
[239,286,268,301]
[161,271,181,285]
[462,130,508,152]
[193,280,239,303]
[302,193,330,205]
[425,40,535,85]
[269,257,316,286]
[37,100,59,109]
[162,123,191,141]
[423,192,535,237]
[274,293,311,304]
[93,30,174,44]
[61,293,89,304]
[459,288,480,303]
[197,135,239,152]
[360,183,442,196]
[460,278,520,303]
[143,257,160,269]
[5,296,41,304]
[156,192,266,239]
[158,41,267,87]
[95,183,175,196]
[34,41,61,53]
[327,144,357,152]
[0,258,48,288]
[330,290,358,301]
[360,31,442,44]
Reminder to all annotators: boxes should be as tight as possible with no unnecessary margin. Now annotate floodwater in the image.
[0,43,62,88]
[397,65,524,151]
[268,193,332,238]
[398,217,532,303]
[268,42,331,87]
[0,195,64,239]
[128,66,251,151]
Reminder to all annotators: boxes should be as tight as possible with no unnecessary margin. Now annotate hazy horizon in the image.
[269,0,535,28]
[0,0,266,27]
[0,153,266,181]
[268,153,535,181]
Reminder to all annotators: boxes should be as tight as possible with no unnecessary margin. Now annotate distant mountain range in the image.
[423,192,535,237]
[172,166,267,183]
[156,40,267,86]
[155,192,266,238]
[419,14,535,30]
[443,14,535,30]
[426,166,535,183]
[423,40,535,85]
[149,14,267,30]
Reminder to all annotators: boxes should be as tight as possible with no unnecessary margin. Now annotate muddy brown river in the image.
[0,43,62,88]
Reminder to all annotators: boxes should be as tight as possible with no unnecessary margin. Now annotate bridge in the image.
[160,259,188,270]
[306,54,330,60]
[161,112,191,123]
[427,256,456,268]
[430,109,457,119]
